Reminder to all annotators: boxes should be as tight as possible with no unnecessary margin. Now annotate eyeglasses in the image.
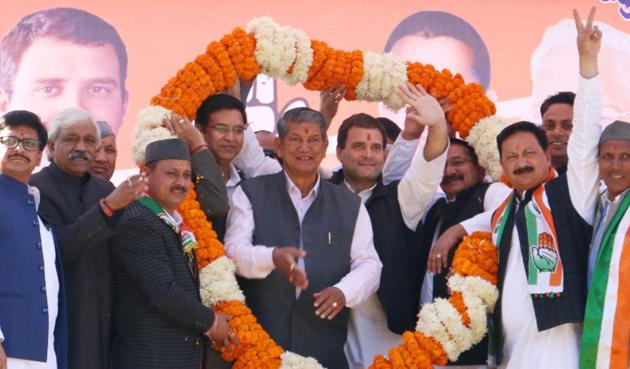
[445,158,474,168]
[0,136,41,151]
[209,124,247,135]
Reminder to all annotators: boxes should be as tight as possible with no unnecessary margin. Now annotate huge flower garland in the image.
[133,16,505,369]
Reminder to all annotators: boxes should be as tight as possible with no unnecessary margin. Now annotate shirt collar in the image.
[225,163,241,188]
[285,171,320,200]
[343,180,376,204]
[601,187,630,206]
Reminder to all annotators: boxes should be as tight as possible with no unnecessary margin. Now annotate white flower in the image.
[467,115,508,181]
[434,298,474,359]
[132,127,175,165]
[247,17,309,81]
[461,292,488,344]
[355,52,407,111]
[199,256,246,306]
[134,105,173,137]
[447,274,499,313]
[279,351,325,369]
[416,303,460,361]
[283,27,313,85]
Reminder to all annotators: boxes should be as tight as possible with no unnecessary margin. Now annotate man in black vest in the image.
[331,83,450,368]
[434,11,602,364]
[110,138,234,369]
[30,108,149,369]
[224,107,382,369]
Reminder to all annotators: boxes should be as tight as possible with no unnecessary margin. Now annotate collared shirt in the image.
[343,181,376,204]
[3,185,60,369]
[224,163,243,200]
[224,171,382,307]
[588,189,629,287]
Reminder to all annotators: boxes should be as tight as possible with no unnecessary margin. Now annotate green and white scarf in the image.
[580,191,630,369]
[138,196,198,254]
[491,185,564,296]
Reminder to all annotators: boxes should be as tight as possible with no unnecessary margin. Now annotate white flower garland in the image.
[448,274,499,313]
[466,115,508,181]
[416,303,460,361]
[198,256,246,306]
[284,27,313,85]
[247,17,300,81]
[279,351,325,369]
[355,52,407,111]
[461,292,488,344]
[434,298,474,358]
[132,106,176,164]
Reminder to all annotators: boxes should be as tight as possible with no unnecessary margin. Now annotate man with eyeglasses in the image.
[190,93,281,241]
[29,108,148,369]
[383,119,510,368]
[0,110,67,369]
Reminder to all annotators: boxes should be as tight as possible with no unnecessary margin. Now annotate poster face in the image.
[1,0,628,174]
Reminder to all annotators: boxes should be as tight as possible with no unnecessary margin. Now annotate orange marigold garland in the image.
[136,16,505,369]
[366,232,499,369]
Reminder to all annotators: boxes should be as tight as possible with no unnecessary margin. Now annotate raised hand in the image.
[320,86,346,130]
[401,106,426,140]
[573,7,602,79]
[162,113,207,152]
[574,7,602,58]
[396,83,446,128]
[105,173,149,211]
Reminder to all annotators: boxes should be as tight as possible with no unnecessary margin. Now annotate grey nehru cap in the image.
[599,120,630,145]
[95,121,114,138]
[145,139,191,164]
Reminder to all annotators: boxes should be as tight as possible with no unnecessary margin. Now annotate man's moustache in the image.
[8,153,30,162]
[442,174,464,185]
[513,166,535,175]
[170,186,187,193]
[68,150,91,161]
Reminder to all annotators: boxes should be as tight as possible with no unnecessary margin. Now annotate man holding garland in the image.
[434,8,602,368]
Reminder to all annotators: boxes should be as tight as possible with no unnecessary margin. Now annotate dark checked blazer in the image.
[110,201,215,369]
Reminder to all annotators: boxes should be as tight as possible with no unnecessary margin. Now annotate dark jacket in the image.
[0,173,67,369]
[240,172,361,369]
[110,201,215,369]
[330,170,424,334]
[191,148,229,237]
[30,162,116,369]
[421,181,490,365]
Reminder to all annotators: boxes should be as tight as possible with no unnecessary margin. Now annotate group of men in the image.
[0,6,629,369]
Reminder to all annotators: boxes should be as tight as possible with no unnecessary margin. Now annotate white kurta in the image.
[499,228,581,369]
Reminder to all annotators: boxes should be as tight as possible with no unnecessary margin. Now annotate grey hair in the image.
[46,108,100,159]
[277,107,327,139]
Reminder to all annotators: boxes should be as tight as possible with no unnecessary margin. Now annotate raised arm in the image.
[567,7,603,225]
[396,83,449,230]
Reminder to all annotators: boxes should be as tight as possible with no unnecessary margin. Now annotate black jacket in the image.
[110,201,215,369]
[330,170,424,334]
[30,162,116,369]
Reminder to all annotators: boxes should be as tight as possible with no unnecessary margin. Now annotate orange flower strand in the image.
[213,300,283,368]
[221,28,260,81]
[177,189,225,269]
[451,232,498,284]
[449,292,471,327]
